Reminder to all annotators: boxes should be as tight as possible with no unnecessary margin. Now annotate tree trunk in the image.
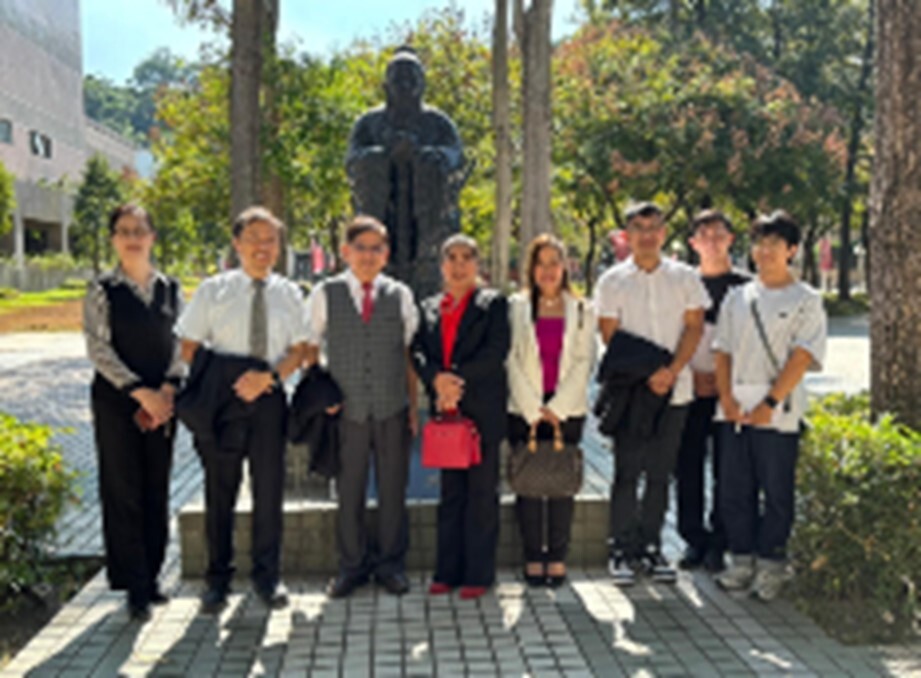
[230,0,263,221]
[870,0,921,428]
[515,0,553,246]
[491,0,513,288]
[838,0,875,301]
[259,0,286,272]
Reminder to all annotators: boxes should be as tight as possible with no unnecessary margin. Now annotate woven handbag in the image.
[421,415,482,469]
[507,421,583,498]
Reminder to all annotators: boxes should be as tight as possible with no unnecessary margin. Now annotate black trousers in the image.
[609,405,688,554]
[336,409,411,578]
[508,415,585,562]
[434,438,501,587]
[718,424,799,561]
[676,396,725,553]
[196,389,286,592]
[92,392,174,602]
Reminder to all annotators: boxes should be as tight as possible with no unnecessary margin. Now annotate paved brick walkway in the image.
[2,323,920,677]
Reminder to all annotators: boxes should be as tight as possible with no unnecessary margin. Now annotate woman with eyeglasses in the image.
[83,204,184,621]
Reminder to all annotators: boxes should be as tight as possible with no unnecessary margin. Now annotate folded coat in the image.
[287,365,343,479]
[175,348,268,453]
[594,330,673,440]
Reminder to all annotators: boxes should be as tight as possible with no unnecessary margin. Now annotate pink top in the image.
[536,317,565,396]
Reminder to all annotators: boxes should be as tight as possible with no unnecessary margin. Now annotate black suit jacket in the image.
[412,287,511,447]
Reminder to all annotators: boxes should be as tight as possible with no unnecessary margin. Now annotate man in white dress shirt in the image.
[177,206,309,614]
[594,202,710,585]
[304,215,419,599]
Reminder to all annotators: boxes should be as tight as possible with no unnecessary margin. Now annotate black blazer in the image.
[412,287,510,447]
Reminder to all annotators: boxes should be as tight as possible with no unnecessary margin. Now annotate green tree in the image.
[0,159,14,238]
[84,48,197,144]
[146,63,231,271]
[552,21,846,287]
[72,155,125,274]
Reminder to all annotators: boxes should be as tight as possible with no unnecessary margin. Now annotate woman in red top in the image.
[411,235,510,599]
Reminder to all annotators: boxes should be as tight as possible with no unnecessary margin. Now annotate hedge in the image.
[0,413,78,605]
[790,393,921,643]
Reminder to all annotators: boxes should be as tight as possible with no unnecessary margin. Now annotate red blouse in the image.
[440,289,474,369]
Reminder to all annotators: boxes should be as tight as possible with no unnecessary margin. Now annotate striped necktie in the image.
[250,278,268,360]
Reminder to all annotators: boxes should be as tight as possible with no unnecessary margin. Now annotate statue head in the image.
[385,46,425,109]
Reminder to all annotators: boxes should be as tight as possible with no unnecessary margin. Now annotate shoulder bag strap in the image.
[749,297,791,412]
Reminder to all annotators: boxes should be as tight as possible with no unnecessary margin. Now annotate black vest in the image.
[93,275,179,402]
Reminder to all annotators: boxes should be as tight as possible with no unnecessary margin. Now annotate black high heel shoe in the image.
[546,563,567,588]
[523,563,546,587]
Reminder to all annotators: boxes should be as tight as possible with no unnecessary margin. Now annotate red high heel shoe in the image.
[459,586,488,600]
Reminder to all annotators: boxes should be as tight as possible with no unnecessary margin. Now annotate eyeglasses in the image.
[114,228,153,239]
[352,243,387,255]
[238,236,279,247]
[752,237,789,250]
[627,224,664,235]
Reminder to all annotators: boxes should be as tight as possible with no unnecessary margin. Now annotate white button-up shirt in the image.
[177,269,310,365]
[593,256,711,405]
[305,269,419,346]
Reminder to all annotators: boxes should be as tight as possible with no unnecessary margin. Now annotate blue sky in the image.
[83,0,583,83]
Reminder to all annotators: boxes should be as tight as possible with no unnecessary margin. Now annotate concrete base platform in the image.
[179,494,610,577]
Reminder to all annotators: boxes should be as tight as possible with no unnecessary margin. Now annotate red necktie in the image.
[361,281,374,323]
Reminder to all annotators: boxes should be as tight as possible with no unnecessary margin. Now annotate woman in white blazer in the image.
[508,234,597,587]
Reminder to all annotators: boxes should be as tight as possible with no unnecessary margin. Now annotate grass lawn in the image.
[0,286,88,313]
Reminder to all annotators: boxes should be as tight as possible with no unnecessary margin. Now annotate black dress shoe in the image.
[149,585,169,606]
[327,574,368,599]
[703,548,726,573]
[128,602,151,622]
[376,572,410,596]
[254,582,289,609]
[678,545,706,570]
[199,587,228,615]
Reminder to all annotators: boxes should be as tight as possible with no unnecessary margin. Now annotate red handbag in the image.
[421,415,482,469]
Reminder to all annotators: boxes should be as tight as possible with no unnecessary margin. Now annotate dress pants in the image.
[434,438,501,587]
[508,415,585,563]
[92,392,174,603]
[336,409,411,578]
[196,389,286,592]
[718,424,799,560]
[609,405,688,554]
[676,396,725,553]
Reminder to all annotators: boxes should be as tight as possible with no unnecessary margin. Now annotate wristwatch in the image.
[763,394,779,409]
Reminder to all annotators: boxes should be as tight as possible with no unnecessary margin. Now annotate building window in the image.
[29,130,52,158]
[0,119,11,144]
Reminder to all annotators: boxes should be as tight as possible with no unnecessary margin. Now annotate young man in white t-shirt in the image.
[712,211,827,601]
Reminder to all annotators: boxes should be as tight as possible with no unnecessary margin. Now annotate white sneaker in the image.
[716,555,755,591]
[752,559,792,601]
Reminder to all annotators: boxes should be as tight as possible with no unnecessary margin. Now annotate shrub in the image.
[0,413,78,606]
[0,287,18,300]
[790,393,921,643]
